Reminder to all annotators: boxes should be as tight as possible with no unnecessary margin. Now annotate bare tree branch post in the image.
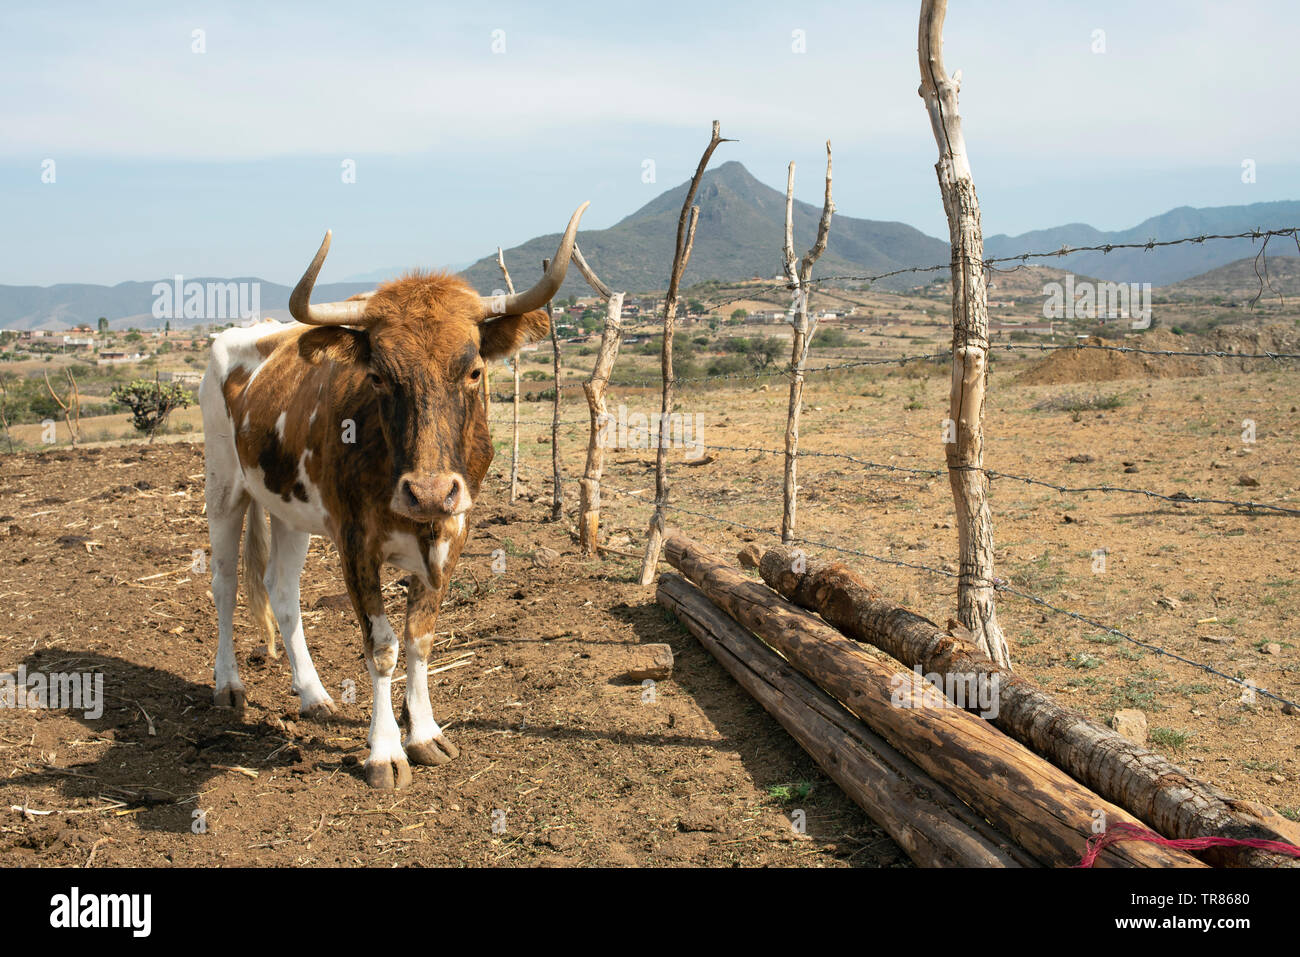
[780,142,834,544]
[572,244,626,557]
[66,368,81,442]
[919,0,1010,667]
[638,121,735,586]
[496,247,521,503]
[544,257,563,522]
[43,368,80,447]
[0,377,14,453]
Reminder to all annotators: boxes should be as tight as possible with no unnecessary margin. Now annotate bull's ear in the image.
[479,309,550,360]
[298,326,369,366]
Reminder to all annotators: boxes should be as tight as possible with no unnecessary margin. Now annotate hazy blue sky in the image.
[2,1,1296,285]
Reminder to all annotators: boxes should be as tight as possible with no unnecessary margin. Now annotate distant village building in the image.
[159,370,204,386]
[988,321,1055,337]
[96,351,145,365]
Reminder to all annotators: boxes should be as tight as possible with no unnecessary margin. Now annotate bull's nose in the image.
[397,472,472,518]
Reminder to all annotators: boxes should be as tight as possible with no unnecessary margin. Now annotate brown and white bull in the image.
[199,203,586,788]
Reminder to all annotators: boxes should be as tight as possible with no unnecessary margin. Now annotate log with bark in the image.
[757,543,1300,868]
[661,533,1203,868]
[659,573,1034,868]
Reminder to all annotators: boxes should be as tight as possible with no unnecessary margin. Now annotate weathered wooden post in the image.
[638,121,733,585]
[495,248,522,503]
[544,257,563,522]
[918,0,1010,666]
[572,244,626,556]
[780,143,834,543]
[43,368,81,447]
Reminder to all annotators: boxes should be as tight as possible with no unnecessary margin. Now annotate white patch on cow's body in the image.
[382,532,433,588]
[274,411,288,439]
[429,538,450,574]
[307,406,318,428]
[241,452,330,536]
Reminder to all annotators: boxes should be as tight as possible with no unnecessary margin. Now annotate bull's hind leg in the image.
[266,515,335,720]
[343,552,411,789]
[402,577,459,766]
[208,495,248,713]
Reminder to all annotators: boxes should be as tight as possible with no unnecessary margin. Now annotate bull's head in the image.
[286,203,587,523]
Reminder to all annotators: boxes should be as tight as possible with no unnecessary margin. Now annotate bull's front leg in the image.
[343,552,411,790]
[402,576,460,766]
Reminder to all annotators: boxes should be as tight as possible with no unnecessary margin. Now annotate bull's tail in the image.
[241,501,279,658]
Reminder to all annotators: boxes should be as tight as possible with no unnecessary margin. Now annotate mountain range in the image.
[3,161,1297,330]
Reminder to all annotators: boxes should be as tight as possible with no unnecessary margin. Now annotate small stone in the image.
[1236,475,1260,487]
[625,643,674,682]
[1123,465,1139,474]
[1111,709,1148,745]
[1155,596,1180,610]
[737,544,763,569]
[1067,453,1095,464]
[1263,642,1282,656]
[531,547,561,568]
[1200,635,1234,644]
[678,805,726,833]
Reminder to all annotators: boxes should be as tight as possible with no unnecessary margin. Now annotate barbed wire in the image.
[497,421,1300,518]
[968,467,1300,517]
[503,338,1300,399]
[509,460,1297,709]
[493,226,1300,712]
[995,342,1300,361]
[684,226,1300,313]
[994,584,1296,709]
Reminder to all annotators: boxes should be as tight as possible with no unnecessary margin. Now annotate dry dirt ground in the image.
[1,341,1298,867]
[0,442,898,867]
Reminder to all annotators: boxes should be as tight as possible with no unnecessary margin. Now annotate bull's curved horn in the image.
[289,231,374,326]
[480,202,589,318]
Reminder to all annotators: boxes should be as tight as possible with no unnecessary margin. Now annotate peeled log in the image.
[758,543,1300,869]
[662,534,1203,868]
[658,574,1035,867]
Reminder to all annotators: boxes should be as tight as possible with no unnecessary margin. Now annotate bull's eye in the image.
[366,372,386,391]
[467,367,482,384]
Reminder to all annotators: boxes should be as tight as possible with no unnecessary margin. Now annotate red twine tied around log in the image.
[1074,822,1300,867]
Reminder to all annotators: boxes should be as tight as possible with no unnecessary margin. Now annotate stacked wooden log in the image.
[656,533,1300,868]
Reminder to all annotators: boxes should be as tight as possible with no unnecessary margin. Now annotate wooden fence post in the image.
[495,248,522,503]
[44,368,81,447]
[0,377,13,452]
[544,258,563,522]
[918,0,1010,666]
[781,143,834,544]
[572,244,626,556]
[639,121,733,586]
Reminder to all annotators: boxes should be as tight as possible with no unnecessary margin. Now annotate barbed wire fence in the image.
[491,224,1300,712]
